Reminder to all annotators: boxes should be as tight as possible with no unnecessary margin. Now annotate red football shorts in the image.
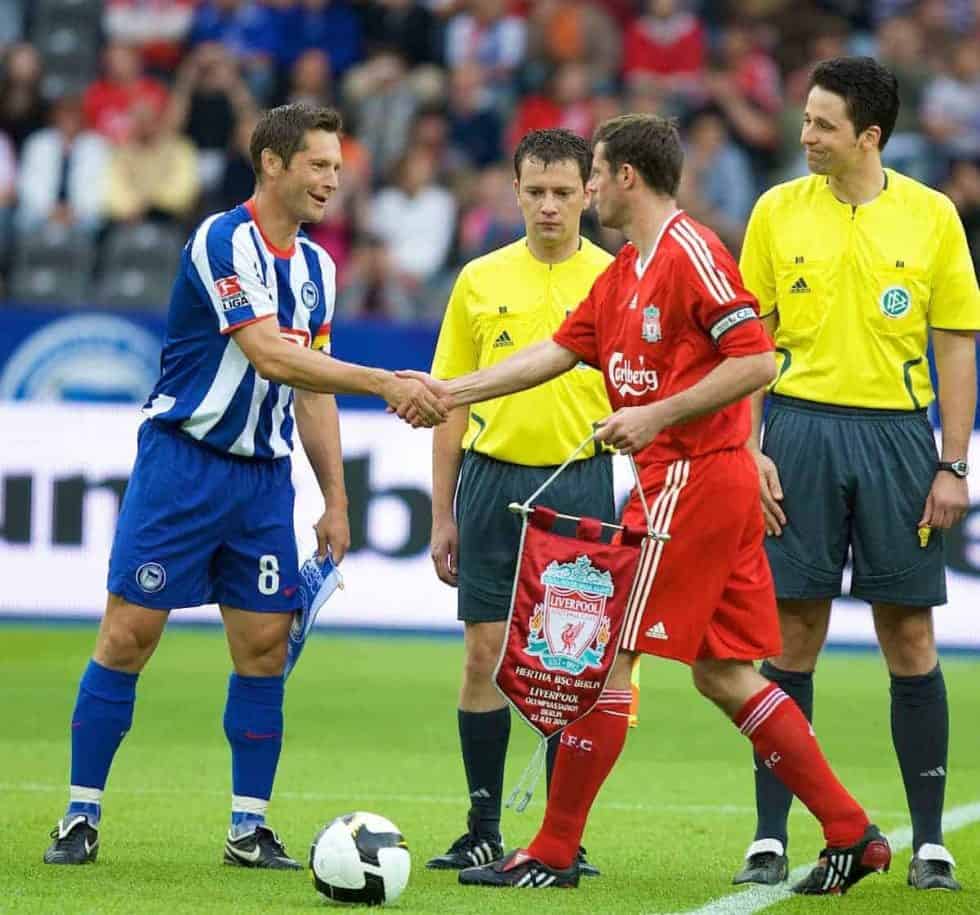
[618,447,781,665]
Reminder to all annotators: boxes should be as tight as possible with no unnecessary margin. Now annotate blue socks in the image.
[224,673,284,836]
[67,660,139,825]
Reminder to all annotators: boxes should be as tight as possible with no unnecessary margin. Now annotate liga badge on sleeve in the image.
[494,435,668,811]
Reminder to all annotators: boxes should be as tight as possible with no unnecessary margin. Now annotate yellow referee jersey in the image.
[740,169,980,409]
[432,237,613,465]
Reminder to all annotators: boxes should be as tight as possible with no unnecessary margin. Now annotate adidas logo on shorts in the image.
[790,277,810,293]
[493,330,515,348]
[645,620,668,640]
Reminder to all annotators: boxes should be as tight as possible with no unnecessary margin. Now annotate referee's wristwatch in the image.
[937,459,969,479]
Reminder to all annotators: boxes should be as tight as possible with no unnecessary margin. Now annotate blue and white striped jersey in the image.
[142,200,336,459]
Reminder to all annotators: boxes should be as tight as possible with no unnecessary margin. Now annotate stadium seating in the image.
[94,222,183,311]
[9,223,95,306]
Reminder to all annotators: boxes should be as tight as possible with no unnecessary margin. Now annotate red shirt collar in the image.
[244,198,295,259]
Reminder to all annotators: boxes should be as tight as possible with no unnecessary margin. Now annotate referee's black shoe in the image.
[426,831,504,869]
[459,848,579,888]
[44,815,99,865]
[732,839,788,885]
[792,824,891,895]
[908,844,960,891]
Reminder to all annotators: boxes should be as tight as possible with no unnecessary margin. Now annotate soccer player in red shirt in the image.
[403,114,891,896]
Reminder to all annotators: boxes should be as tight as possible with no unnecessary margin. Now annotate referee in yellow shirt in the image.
[735,57,980,892]
[424,129,614,877]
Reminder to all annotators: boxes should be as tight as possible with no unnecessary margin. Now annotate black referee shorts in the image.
[762,395,946,607]
[455,450,615,623]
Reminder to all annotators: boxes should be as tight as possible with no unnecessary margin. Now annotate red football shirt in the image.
[553,211,772,467]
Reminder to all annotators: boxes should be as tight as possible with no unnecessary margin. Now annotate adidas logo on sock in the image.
[920,767,946,777]
[493,330,514,348]
[645,620,668,640]
[790,277,810,293]
[469,788,492,799]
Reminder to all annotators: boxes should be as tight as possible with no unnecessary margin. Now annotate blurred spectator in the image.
[942,158,980,271]
[0,128,15,266]
[676,107,754,251]
[105,102,199,224]
[445,0,527,103]
[170,43,256,192]
[188,0,289,103]
[358,0,444,68]
[409,107,454,179]
[213,112,258,212]
[16,95,108,234]
[447,62,502,170]
[104,0,194,75]
[524,0,620,92]
[336,234,416,319]
[702,22,781,167]
[0,0,24,47]
[876,15,933,182]
[0,43,47,152]
[508,62,598,152]
[279,48,334,107]
[344,51,424,178]
[922,37,980,167]
[911,0,974,69]
[368,148,456,289]
[457,163,522,262]
[622,0,706,97]
[83,42,169,144]
[281,0,363,78]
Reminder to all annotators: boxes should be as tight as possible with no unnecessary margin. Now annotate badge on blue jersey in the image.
[300,280,319,310]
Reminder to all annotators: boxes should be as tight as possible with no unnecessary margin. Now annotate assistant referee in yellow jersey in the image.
[734,57,980,892]
[424,129,614,876]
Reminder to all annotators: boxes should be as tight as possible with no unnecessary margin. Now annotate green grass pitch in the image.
[2,623,980,914]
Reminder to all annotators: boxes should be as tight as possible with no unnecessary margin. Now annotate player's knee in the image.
[95,620,150,670]
[234,637,287,677]
[463,639,499,685]
[691,662,732,705]
[881,623,936,674]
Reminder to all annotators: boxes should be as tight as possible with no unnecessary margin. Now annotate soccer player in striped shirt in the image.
[403,114,890,896]
[43,103,445,868]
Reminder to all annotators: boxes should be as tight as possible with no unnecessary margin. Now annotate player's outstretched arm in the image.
[397,340,580,410]
[233,316,447,427]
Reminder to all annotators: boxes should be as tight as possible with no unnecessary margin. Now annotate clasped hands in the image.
[384,370,453,428]
[386,369,668,455]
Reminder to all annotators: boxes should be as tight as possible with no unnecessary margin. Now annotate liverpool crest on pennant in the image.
[641,304,662,343]
[524,555,613,675]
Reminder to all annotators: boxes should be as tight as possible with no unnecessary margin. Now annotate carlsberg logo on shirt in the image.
[608,352,659,397]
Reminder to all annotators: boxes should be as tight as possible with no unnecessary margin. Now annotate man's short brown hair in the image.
[249,103,342,180]
[592,114,683,197]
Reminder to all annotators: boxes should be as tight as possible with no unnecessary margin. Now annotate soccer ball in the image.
[310,812,410,905]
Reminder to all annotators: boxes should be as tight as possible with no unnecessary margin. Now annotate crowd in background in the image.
[0,0,979,320]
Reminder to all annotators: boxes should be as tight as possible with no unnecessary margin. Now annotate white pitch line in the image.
[0,781,909,820]
[663,801,980,915]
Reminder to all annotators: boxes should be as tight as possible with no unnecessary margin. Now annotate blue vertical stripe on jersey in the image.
[141,205,336,459]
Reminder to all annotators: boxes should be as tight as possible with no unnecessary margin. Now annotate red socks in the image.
[527,689,631,869]
[735,683,869,847]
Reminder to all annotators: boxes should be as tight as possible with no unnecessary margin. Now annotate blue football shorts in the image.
[107,420,301,612]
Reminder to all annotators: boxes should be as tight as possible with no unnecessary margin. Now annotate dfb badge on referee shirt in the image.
[641,304,662,343]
